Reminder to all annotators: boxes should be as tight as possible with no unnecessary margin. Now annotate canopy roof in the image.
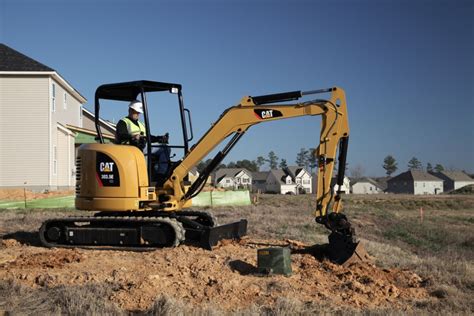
[95,80,182,101]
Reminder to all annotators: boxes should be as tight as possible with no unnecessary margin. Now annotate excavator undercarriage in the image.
[40,211,247,250]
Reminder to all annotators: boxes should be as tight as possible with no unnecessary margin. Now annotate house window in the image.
[53,146,57,175]
[226,179,231,184]
[63,92,67,109]
[303,180,310,185]
[242,178,249,184]
[51,83,56,112]
[79,105,83,120]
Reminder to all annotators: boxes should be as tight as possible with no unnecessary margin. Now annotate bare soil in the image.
[2,194,471,313]
[0,236,427,312]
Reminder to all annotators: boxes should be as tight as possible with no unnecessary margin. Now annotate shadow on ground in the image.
[3,231,42,247]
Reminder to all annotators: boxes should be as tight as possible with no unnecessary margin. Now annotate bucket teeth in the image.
[327,230,371,265]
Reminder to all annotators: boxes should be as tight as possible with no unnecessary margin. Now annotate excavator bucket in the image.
[327,231,372,265]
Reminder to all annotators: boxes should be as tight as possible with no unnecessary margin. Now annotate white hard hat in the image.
[129,100,143,113]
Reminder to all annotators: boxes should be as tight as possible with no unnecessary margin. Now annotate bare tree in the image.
[350,164,365,179]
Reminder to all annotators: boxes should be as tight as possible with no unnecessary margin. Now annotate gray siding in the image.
[0,75,49,187]
[52,78,83,128]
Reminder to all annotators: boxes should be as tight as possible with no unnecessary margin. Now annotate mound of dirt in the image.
[0,189,74,201]
[0,237,429,312]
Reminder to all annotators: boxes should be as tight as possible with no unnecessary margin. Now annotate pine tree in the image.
[296,148,308,167]
[383,155,398,176]
[434,164,445,173]
[279,159,288,169]
[426,162,433,173]
[407,157,422,170]
[267,151,279,170]
[307,148,318,173]
[256,156,266,171]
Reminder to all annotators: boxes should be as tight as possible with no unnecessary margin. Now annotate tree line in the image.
[196,148,319,173]
[383,155,445,176]
[196,151,450,178]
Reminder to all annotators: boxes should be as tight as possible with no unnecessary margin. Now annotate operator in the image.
[115,100,169,151]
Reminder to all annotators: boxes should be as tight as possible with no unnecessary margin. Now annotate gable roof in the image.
[388,170,442,182]
[269,169,289,184]
[82,108,117,133]
[431,171,473,182]
[0,43,87,104]
[214,168,251,183]
[252,171,270,181]
[0,43,54,72]
[352,177,383,189]
[285,166,309,179]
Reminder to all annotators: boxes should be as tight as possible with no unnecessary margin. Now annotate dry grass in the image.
[0,280,123,315]
[212,194,474,314]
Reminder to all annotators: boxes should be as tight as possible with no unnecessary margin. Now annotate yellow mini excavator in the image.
[39,80,362,264]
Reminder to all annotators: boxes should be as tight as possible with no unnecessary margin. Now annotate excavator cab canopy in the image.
[95,80,182,101]
[94,80,193,184]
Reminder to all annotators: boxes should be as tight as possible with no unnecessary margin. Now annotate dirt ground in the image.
[0,236,428,312]
[0,189,74,201]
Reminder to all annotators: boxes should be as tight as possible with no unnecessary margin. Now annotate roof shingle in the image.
[0,43,54,72]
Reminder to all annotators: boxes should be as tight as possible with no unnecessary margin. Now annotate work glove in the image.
[158,133,169,144]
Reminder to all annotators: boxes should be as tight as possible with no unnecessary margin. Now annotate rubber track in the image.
[39,216,186,251]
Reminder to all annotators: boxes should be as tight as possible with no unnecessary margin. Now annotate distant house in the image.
[311,174,351,195]
[351,177,384,194]
[213,168,252,189]
[0,43,86,189]
[80,107,116,138]
[430,171,474,192]
[267,169,296,194]
[188,167,200,183]
[387,170,443,195]
[266,167,312,194]
[252,171,270,193]
[373,176,389,192]
[331,176,351,194]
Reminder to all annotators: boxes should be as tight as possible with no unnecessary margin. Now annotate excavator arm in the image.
[159,87,349,223]
[155,86,363,263]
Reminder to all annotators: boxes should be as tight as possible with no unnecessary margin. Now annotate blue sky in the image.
[1,0,473,176]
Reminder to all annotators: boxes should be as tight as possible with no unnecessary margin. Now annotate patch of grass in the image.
[0,280,123,315]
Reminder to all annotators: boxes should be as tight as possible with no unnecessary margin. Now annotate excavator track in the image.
[39,211,246,251]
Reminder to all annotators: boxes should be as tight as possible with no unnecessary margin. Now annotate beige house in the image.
[351,177,384,194]
[0,44,86,190]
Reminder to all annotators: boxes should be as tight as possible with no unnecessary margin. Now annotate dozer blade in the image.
[327,231,371,265]
[186,219,248,250]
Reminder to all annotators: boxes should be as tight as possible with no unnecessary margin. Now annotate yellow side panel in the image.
[75,143,151,211]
